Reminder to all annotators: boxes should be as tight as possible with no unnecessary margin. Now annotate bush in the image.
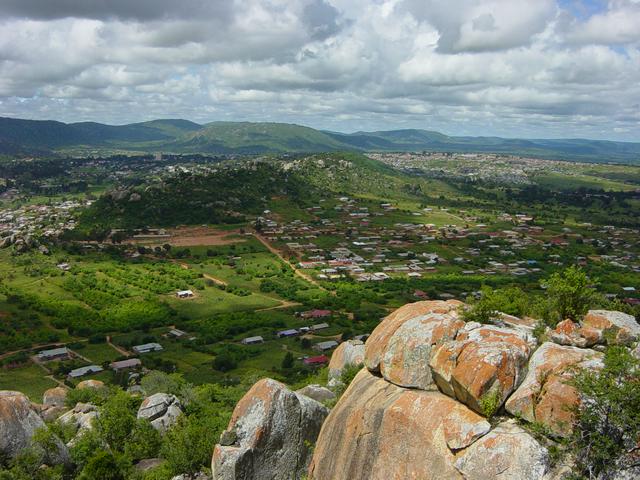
[570,346,640,479]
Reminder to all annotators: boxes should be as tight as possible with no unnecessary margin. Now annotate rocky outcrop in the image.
[137,393,182,432]
[582,310,640,345]
[328,340,365,388]
[212,378,329,480]
[0,391,68,463]
[309,369,495,480]
[454,420,550,479]
[364,299,463,373]
[58,402,99,435]
[505,342,603,437]
[430,325,532,414]
[295,384,336,403]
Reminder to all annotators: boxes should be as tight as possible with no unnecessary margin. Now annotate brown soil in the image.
[132,226,246,247]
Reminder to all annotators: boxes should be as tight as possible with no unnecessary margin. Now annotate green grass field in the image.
[0,364,58,401]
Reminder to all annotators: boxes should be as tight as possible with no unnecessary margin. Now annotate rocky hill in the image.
[0,301,638,479]
[212,301,640,480]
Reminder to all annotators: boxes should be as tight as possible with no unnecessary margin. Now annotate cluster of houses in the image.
[36,341,166,380]
[255,196,640,288]
[0,200,86,250]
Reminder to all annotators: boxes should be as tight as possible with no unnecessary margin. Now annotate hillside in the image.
[1,116,640,163]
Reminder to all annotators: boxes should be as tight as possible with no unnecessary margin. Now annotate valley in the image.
[1,151,638,403]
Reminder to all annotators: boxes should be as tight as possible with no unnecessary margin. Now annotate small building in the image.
[110,358,142,371]
[303,355,329,366]
[241,336,264,345]
[313,340,339,352]
[37,347,70,362]
[177,290,194,298]
[68,365,103,378]
[132,343,163,354]
[311,323,330,331]
[168,328,187,338]
[277,329,299,338]
[300,309,332,319]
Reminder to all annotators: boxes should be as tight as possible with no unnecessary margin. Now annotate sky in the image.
[0,0,639,141]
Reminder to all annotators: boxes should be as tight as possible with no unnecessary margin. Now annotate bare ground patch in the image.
[132,226,246,247]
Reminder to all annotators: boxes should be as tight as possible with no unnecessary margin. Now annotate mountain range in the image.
[1,116,639,164]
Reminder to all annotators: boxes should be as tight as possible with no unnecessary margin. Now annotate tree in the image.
[541,266,600,323]
[570,346,640,479]
[281,351,294,369]
[77,451,125,480]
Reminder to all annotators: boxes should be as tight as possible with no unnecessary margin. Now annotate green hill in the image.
[1,116,639,164]
[169,122,347,154]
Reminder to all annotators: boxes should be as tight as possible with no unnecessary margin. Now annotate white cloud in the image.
[0,0,638,141]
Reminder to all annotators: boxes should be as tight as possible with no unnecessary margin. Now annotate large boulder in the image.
[505,342,603,437]
[137,393,183,432]
[378,306,465,389]
[328,340,365,388]
[43,387,68,408]
[76,379,105,390]
[429,325,532,415]
[41,386,69,421]
[0,391,68,463]
[212,378,329,480]
[308,369,491,480]
[582,310,640,345]
[454,420,550,479]
[296,384,336,403]
[364,300,463,373]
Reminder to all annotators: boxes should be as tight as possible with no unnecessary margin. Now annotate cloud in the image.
[0,0,638,141]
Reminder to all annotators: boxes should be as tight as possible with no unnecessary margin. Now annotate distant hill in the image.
[1,116,639,164]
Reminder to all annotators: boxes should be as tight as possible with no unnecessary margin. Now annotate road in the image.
[253,233,327,290]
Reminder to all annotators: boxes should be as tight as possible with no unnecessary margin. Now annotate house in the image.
[241,336,264,345]
[277,329,299,338]
[177,290,194,298]
[313,340,339,352]
[300,309,332,319]
[110,358,142,371]
[168,328,187,338]
[413,290,429,299]
[37,347,70,362]
[132,343,163,354]
[311,323,329,331]
[303,355,329,366]
[68,365,103,378]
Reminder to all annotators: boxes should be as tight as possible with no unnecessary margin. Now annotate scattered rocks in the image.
[454,421,550,480]
[212,378,328,480]
[505,342,603,437]
[58,402,99,435]
[327,340,365,388]
[295,384,336,403]
[309,369,490,480]
[583,310,640,345]
[137,393,183,432]
[549,319,602,348]
[430,325,532,415]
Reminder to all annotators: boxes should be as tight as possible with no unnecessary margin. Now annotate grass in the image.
[0,364,57,401]
[78,343,122,364]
